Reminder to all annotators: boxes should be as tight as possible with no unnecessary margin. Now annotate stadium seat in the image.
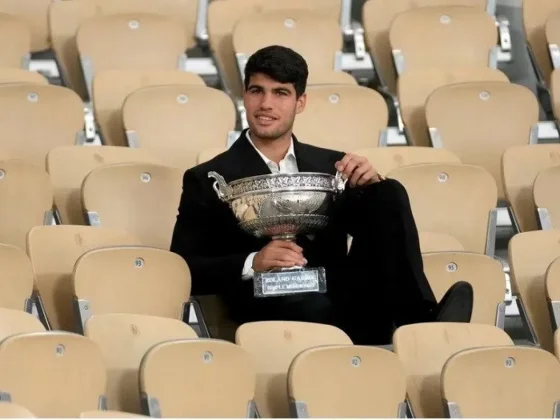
[0,245,35,313]
[350,146,460,178]
[76,13,188,98]
[502,144,560,233]
[0,84,85,169]
[0,402,35,418]
[84,313,197,414]
[50,0,198,100]
[0,68,47,85]
[307,70,358,86]
[425,81,540,199]
[26,225,141,331]
[0,13,30,69]
[534,165,560,230]
[545,257,560,331]
[235,321,352,418]
[423,252,506,326]
[73,247,192,330]
[287,345,407,418]
[0,160,54,251]
[0,332,107,417]
[93,70,204,147]
[139,339,258,417]
[123,85,236,169]
[509,229,560,352]
[387,163,498,255]
[0,308,44,341]
[80,410,146,418]
[46,146,163,225]
[292,85,389,150]
[442,346,560,417]
[0,0,51,52]
[393,323,514,418]
[398,67,509,147]
[362,0,489,93]
[419,232,465,253]
[197,147,228,165]
[81,163,183,249]
[546,10,560,70]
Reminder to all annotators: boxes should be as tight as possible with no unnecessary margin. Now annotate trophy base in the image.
[253,267,327,298]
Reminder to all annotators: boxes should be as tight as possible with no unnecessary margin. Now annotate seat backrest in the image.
[307,70,358,86]
[534,165,560,229]
[84,313,197,414]
[0,84,84,169]
[81,162,183,249]
[140,338,257,417]
[293,85,388,151]
[552,69,560,120]
[387,163,497,254]
[398,67,509,147]
[545,257,560,330]
[426,81,539,199]
[26,225,142,331]
[0,244,35,311]
[442,346,560,417]
[46,145,163,225]
[93,69,205,147]
[288,345,406,418]
[208,0,341,99]
[522,0,560,85]
[502,144,560,232]
[74,247,191,325]
[423,252,505,325]
[0,308,45,341]
[235,321,352,418]
[0,402,35,418]
[0,160,53,251]
[393,323,513,418]
[0,68,47,85]
[509,229,560,352]
[122,85,235,169]
[546,10,560,66]
[419,232,465,253]
[80,410,147,418]
[0,0,50,52]
[362,0,488,93]
[0,13,30,69]
[233,9,342,75]
[0,332,107,417]
[197,147,228,165]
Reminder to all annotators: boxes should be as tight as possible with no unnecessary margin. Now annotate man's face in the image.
[243,73,306,140]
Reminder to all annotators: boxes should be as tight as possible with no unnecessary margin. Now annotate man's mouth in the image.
[255,114,277,121]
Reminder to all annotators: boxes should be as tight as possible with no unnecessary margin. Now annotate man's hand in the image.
[253,240,307,272]
[335,153,384,188]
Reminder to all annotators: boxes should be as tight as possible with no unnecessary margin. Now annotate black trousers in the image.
[229,179,437,345]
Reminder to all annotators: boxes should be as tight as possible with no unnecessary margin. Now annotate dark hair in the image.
[244,45,308,97]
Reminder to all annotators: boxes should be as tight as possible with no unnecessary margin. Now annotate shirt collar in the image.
[246,130,296,166]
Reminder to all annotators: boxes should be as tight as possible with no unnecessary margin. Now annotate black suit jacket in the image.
[170,130,351,298]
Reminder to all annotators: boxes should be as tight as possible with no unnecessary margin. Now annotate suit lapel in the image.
[223,130,272,181]
[293,135,336,175]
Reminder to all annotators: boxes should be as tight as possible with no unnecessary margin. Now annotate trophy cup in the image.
[208,171,346,298]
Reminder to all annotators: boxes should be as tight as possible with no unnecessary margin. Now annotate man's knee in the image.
[362,178,412,210]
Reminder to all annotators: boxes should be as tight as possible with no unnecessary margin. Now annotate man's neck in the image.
[249,131,293,164]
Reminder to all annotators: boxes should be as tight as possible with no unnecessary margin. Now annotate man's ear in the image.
[295,92,307,114]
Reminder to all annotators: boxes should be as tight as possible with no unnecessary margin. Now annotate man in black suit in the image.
[171,45,473,344]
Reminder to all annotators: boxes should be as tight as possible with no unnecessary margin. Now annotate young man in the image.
[170,45,473,344]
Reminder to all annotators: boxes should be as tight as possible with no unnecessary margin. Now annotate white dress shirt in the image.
[241,131,299,280]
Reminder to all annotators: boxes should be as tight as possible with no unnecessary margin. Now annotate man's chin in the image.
[250,127,284,141]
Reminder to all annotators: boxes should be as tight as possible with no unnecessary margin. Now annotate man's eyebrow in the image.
[247,84,263,90]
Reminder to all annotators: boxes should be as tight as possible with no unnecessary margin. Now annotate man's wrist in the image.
[241,252,258,280]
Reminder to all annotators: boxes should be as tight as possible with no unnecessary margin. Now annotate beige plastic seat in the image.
[398,68,509,147]
[293,85,388,151]
[551,69,560,120]
[0,245,36,312]
[545,257,560,331]
[81,163,184,249]
[0,13,30,69]
[236,321,352,418]
[546,11,560,70]
[423,252,506,326]
[93,69,204,147]
[49,0,198,101]
[0,332,107,417]
[288,345,407,418]
[307,70,358,86]
[197,147,228,165]
[393,323,513,418]
[419,232,465,253]
[123,85,236,169]
[502,144,560,232]
[0,160,54,251]
[140,338,258,417]
[0,0,51,52]
[0,84,85,169]
[509,229,560,352]
[76,13,188,97]
[0,68,48,85]
[350,146,460,178]
[80,410,146,418]
[534,165,560,230]
[426,81,540,199]
[442,346,560,417]
[84,313,197,414]
[0,308,45,342]
[362,0,488,93]
[0,402,35,418]
[387,163,498,255]
[46,145,163,225]
[26,225,142,331]
[208,0,342,99]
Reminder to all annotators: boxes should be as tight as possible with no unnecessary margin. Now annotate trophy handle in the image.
[208,171,231,201]
[334,171,347,193]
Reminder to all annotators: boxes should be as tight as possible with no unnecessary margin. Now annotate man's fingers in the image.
[341,158,360,180]
[271,249,306,264]
[335,154,354,172]
[271,240,303,254]
[356,168,378,185]
[349,163,371,186]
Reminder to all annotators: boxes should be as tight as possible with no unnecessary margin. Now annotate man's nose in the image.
[259,92,273,109]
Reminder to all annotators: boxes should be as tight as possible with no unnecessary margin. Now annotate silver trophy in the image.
[208,171,346,297]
